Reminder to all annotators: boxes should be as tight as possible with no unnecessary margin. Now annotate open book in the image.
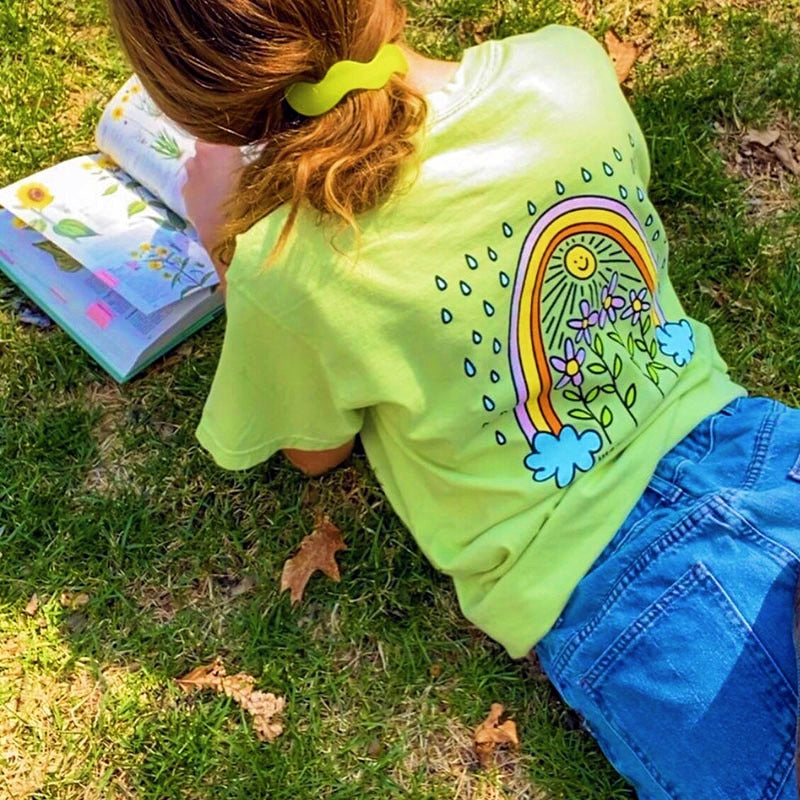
[0,76,224,382]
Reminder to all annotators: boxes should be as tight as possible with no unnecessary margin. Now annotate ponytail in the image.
[108,0,427,260]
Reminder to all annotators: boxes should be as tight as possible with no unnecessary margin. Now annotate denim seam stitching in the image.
[742,401,777,490]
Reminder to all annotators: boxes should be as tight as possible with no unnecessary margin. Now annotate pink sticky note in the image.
[94,269,119,288]
[86,301,114,329]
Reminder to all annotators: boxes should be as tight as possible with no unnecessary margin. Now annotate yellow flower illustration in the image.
[139,243,152,252]
[96,154,119,170]
[16,182,54,211]
[122,93,130,103]
[11,216,29,230]
[148,260,164,271]
[156,246,168,256]
[112,106,124,121]
[130,84,141,94]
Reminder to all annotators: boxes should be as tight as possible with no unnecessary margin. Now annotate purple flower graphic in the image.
[621,288,651,325]
[550,338,586,389]
[567,299,599,344]
[598,272,625,327]
[524,425,603,488]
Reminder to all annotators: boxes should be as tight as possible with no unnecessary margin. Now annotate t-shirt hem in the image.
[195,424,352,471]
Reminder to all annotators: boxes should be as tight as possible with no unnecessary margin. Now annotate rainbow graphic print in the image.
[509,195,695,487]
[434,141,696,490]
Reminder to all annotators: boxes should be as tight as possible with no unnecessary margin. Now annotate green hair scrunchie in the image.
[285,42,409,117]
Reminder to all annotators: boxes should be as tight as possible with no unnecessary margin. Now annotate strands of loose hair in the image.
[108,0,427,263]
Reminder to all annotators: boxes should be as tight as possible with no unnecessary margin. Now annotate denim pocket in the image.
[581,563,796,800]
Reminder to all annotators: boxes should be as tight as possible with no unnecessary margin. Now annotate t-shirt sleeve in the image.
[196,284,364,470]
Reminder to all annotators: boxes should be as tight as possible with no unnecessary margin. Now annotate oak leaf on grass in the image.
[175,658,285,742]
[604,30,638,84]
[473,703,519,768]
[280,513,347,605]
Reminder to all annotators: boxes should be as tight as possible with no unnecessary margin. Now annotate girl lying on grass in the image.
[108,1,800,797]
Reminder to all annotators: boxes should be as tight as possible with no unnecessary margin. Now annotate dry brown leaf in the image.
[59,591,90,610]
[280,513,347,605]
[473,703,519,768]
[604,30,638,84]
[457,17,495,45]
[24,594,40,616]
[175,658,285,742]
[773,142,800,176]
[743,128,781,148]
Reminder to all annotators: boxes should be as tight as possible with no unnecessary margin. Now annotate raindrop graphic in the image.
[502,222,513,238]
[487,247,498,261]
[499,271,510,287]
[483,300,495,317]
[464,358,477,377]
[465,254,479,270]
[555,180,565,196]
[581,167,592,182]
[619,185,628,199]
[636,187,645,202]
[613,147,623,162]
[483,395,496,412]
[603,162,614,176]
[435,275,447,291]
[495,431,507,445]
[645,214,654,227]
[493,338,502,354]
[441,308,453,324]
[490,370,500,383]
[459,280,472,296]
[472,330,483,344]
[652,230,661,241]
[527,201,537,216]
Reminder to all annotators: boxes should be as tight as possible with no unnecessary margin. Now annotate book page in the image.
[95,76,195,218]
[0,210,221,380]
[0,155,218,314]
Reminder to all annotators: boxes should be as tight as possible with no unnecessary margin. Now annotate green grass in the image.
[1,2,799,798]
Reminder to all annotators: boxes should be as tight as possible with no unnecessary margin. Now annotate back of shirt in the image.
[197,25,743,657]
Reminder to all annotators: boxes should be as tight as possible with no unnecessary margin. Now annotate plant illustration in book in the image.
[0,154,217,314]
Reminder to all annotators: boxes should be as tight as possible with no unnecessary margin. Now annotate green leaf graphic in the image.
[102,184,118,196]
[600,406,613,427]
[568,409,594,421]
[585,387,600,403]
[33,240,82,272]
[587,363,606,374]
[624,384,637,409]
[563,389,581,402]
[594,336,604,357]
[612,354,623,379]
[53,218,97,239]
[166,208,187,231]
[128,200,147,217]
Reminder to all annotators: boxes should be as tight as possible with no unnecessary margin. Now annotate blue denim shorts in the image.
[537,396,800,800]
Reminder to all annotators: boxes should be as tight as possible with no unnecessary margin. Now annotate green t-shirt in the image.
[196,25,743,657]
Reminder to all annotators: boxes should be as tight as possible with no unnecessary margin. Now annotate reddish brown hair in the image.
[108,0,426,259]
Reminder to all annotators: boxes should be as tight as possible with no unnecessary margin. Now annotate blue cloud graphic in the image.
[524,425,602,488]
[656,319,695,367]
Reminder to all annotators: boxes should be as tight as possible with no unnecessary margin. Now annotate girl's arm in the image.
[182,141,244,290]
[283,439,355,476]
